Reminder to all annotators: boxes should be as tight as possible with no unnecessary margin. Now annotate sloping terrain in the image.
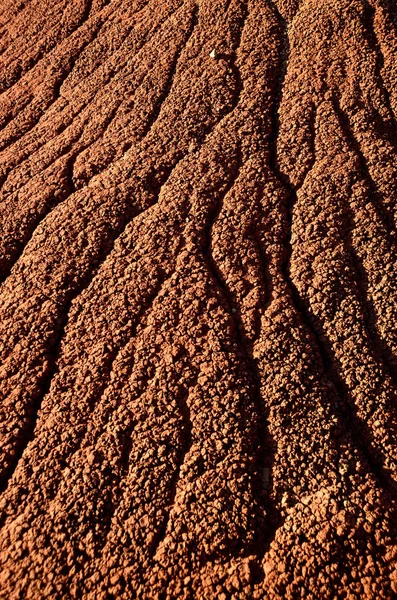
[0,0,396,598]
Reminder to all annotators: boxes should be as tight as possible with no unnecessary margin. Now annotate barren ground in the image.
[0,0,396,598]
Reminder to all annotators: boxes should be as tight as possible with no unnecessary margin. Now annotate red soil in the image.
[0,0,396,598]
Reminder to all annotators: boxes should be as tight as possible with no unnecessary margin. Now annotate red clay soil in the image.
[0,0,396,598]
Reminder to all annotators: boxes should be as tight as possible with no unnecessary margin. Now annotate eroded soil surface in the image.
[0,0,396,598]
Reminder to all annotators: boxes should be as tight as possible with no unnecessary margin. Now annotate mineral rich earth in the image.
[0,0,396,598]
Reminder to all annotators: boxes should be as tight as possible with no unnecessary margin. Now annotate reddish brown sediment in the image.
[0,0,396,598]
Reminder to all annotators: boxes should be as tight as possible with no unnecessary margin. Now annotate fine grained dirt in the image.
[0,0,396,598]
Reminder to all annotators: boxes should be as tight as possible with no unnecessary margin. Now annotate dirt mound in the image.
[0,0,396,598]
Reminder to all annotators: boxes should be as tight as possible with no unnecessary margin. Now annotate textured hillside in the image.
[0,0,396,598]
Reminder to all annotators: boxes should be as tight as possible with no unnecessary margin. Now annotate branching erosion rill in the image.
[0,0,396,598]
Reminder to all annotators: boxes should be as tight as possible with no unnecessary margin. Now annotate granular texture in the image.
[0,0,396,598]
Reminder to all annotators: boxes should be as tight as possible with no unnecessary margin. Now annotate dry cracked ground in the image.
[0,0,396,598]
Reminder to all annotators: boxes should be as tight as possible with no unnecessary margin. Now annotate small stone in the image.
[263,561,274,575]
[209,49,216,59]
[139,515,149,527]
